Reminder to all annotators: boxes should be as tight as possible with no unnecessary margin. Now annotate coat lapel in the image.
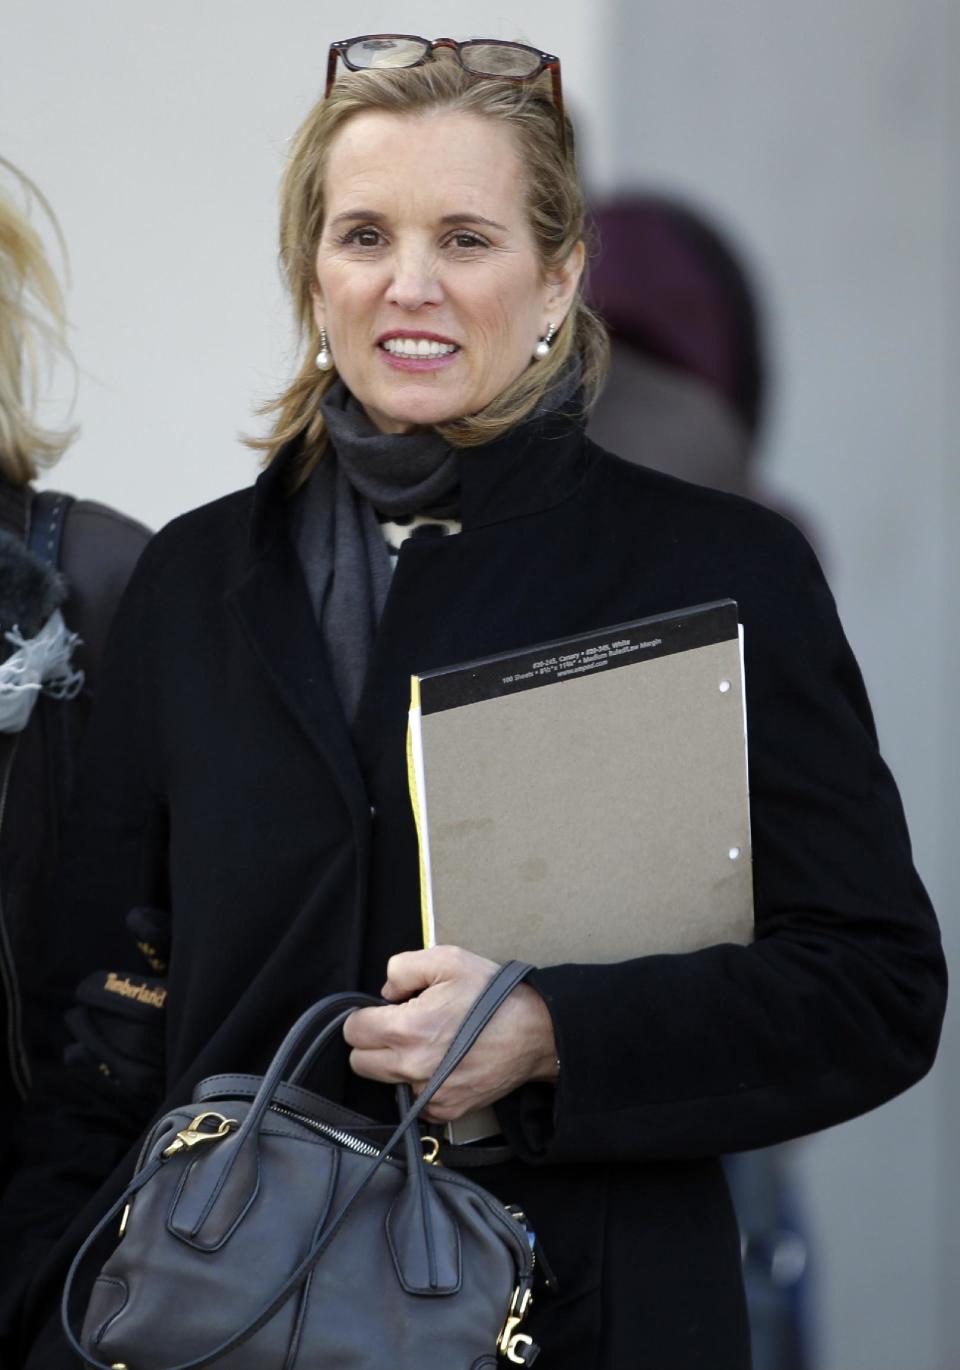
[226,452,370,836]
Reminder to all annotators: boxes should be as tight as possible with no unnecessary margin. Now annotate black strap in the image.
[62,960,533,1370]
[27,490,74,571]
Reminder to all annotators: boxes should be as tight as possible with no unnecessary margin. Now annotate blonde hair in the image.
[0,158,77,485]
[254,57,609,481]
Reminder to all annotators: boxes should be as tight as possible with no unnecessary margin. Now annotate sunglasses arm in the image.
[324,48,342,100]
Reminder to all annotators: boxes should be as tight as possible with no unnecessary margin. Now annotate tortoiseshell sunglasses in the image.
[325,35,566,152]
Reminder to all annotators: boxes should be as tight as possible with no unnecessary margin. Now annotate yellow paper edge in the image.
[405,675,433,949]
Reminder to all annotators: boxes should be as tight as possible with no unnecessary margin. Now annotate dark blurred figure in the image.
[727,1148,812,1370]
[0,159,150,1194]
[588,193,770,497]
[588,192,812,1370]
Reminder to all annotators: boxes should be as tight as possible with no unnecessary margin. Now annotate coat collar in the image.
[244,398,591,557]
[457,401,591,532]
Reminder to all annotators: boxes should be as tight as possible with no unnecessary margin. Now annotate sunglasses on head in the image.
[325,35,566,151]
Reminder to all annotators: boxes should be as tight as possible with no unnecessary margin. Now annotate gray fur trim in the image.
[0,530,66,651]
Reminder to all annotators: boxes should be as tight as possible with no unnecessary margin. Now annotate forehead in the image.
[322,109,528,224]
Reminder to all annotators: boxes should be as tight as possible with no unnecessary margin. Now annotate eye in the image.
[444,230,489,251]
[338,225,386,248]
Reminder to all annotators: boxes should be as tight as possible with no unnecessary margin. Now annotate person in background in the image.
[589,191,813,1370]
[0,159,150,1193]
[588,193,772,495]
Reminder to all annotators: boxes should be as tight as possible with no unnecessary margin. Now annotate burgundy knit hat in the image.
[588,196,766,438]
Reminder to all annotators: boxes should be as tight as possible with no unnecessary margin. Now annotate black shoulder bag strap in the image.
[27,489,75,571]
[26,489,81,804]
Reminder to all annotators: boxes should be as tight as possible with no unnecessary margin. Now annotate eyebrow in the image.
[439,213,508,232]
[327,209,508,232]
[327,210,386,228]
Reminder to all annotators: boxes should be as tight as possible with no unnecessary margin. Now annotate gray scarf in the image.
[291,380,459,720]
[292,367,581,722]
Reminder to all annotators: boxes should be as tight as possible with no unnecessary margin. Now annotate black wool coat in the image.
[10,407,946,1369]
[0,480,149,1193]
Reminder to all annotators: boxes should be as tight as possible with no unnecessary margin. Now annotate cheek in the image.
[490,301,540,367]
[471,280,542,354]
[315,262,374,327]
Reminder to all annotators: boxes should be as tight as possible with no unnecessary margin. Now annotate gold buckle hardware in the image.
[505,1333,535,1364]
[161,1111,237,1159]
[420,1134,442,1166]
[125,1111,236,1232]
[498,1286,533,1359]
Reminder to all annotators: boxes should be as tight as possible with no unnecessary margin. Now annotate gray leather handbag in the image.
[62,960,540,1369]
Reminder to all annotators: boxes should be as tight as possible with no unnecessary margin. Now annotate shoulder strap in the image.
[28,490,75,571]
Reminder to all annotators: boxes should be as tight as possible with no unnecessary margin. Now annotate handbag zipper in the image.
[118,1102,538,1361]
[270,1103,383,1157]
[0,736,31,1100]
[274,1104,538,1360]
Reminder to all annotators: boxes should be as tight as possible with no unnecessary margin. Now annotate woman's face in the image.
[312,109,583,434]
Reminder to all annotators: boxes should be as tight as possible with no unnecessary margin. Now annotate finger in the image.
[418,1085,473,1125]
[125,906,171,972]
[348,1046,411,1084]
[343,1003,406,1050]
[381,944,484,1001]
[349,1052,464,1118]
[381,947,448,1001]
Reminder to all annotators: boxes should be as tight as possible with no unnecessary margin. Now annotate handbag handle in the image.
[62,959,533,1370]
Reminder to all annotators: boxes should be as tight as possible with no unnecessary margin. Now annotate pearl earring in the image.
[533,323,556,361]
[315,328,334,372]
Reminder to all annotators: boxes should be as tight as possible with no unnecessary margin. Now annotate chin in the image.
[364,386,479,434]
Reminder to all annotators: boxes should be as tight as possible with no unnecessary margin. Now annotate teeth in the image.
[382,338,457,358]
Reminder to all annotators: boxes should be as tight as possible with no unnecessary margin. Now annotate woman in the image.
[0,161,149,1194]
[5,38,945,1369]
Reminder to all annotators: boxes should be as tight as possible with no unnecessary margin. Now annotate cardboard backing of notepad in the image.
[407,600,754,1142]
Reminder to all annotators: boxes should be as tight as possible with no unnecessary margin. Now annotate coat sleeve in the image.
[0,540,170,1345]
[496,524,947,1164]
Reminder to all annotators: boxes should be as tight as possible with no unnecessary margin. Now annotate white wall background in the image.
[603,6,955,1369]
[2,0,610,526]
[2,2,955,1366]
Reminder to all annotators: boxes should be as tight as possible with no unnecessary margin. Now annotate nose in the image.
[386,245,444,311]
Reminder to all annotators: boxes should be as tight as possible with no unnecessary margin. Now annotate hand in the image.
[343,946,558,1123]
